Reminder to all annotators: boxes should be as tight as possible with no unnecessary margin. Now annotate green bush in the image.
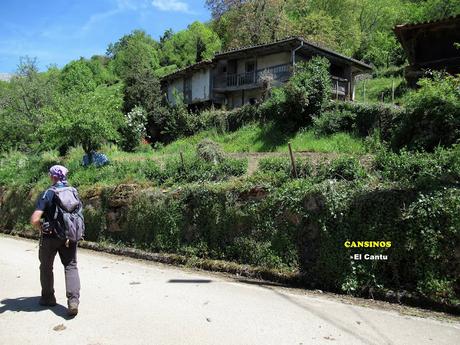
[162,154,247,184]
[226,103,261,131]
[0,150,61,187]
[374,146,460,188]
[327,101,402,139]
[278,57,332,129]
[317,156,367,181]
[402,189,460,300]
[313,109,356,135]
[124,189,183,251]
[258,157,313,178]
[151,99,200,143]
[392,73,460,151]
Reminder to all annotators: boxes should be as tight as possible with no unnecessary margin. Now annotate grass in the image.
[355,76,406,104]
[0,122,366,189]
[156,122,366,155]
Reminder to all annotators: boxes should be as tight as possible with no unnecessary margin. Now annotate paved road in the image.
[1,235,459,345]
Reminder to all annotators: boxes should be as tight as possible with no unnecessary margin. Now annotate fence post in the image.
[180,150,185,172]
[336,80,339,100]
[363,80,366,102]
[391,79,395,103]
[288,142,298,178]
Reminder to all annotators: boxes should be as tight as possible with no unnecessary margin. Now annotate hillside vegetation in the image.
[0,1,459,310]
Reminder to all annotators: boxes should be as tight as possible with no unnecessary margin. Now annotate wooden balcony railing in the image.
[213,63,349,99]
[215,63,292,89]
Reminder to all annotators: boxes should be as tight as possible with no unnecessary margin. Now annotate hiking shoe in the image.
[67,302,79,316]
[39,296,57,307]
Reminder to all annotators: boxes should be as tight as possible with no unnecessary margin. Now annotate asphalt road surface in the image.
[1,235,459,345]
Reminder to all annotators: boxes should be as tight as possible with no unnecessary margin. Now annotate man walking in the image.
[30,165,82,316]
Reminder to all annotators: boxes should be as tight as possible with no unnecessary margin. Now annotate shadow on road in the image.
[0,296,71,320]
[168,279,212,283]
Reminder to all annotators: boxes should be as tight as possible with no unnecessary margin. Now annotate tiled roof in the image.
[161,36,372,81]
[160,59,214,81]
[394,14,459,31]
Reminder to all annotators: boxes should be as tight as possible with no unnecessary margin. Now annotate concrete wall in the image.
[167,78,184,105]
[191,68,211,103]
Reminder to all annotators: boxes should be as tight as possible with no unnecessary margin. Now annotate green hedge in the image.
[325,101,403,140]
[374,146,460,188]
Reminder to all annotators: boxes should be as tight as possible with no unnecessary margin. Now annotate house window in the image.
[245,61,255,73]
[219,63,227,73]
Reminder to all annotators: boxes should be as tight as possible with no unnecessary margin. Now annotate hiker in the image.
[30,165,85,316]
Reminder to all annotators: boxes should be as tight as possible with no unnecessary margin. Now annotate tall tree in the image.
[108,30,160,80]
[0,58,59,151]
[41,85,124,156]
[159,22,222,69]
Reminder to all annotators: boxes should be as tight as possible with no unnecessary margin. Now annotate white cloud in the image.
[151,0,191,13]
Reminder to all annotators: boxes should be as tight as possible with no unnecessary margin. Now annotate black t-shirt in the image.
[36,189,57,223]
[35,185,66,238]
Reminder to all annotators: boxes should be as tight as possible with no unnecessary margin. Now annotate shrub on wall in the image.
[317,156,367,181]
[313,109,356,136]
[391,73,460,152]
[374,145,460,188]
[258,156,313,178]
[327,101,402,140]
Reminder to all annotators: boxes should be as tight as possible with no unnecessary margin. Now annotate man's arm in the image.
[30,210,44,231]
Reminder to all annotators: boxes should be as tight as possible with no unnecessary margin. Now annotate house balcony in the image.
[212,63,349,98]
[331,76,349,98]
[213,64,292,92]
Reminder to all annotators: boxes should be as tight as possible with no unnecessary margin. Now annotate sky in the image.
[0,0,211,73]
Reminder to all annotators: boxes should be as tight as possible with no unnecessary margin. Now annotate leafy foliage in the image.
[317,156,367,181]
[159,21,222,69]
[391,73,460,151]
[260,57,332,130]
[0,58,59,152]
[258,156,313,178]
[313,109,356,136]
[108,30,160,80]
[41,85,124,156]
[120,106,148,152]
[375,145,460,188]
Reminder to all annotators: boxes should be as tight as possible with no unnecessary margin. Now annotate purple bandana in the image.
[48,165,68,182]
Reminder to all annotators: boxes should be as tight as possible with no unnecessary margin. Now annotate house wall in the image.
[257,52,291,70]
[235,52,291,74]
[191,68,211,103]
[167,78,184,105]
[228,91,242,109]
[226,88,263,109]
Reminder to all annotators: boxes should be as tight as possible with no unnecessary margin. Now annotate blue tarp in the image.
[82,152,110,167]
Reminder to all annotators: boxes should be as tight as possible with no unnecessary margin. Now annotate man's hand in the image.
[30,210,44,232]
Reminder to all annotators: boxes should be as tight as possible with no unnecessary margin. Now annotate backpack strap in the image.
[42,188,54,200]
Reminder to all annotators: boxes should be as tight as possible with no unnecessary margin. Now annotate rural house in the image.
[394,15,460,87]
[161,37,372,109]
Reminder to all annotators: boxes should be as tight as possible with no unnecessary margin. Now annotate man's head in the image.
[48,165,68,184]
